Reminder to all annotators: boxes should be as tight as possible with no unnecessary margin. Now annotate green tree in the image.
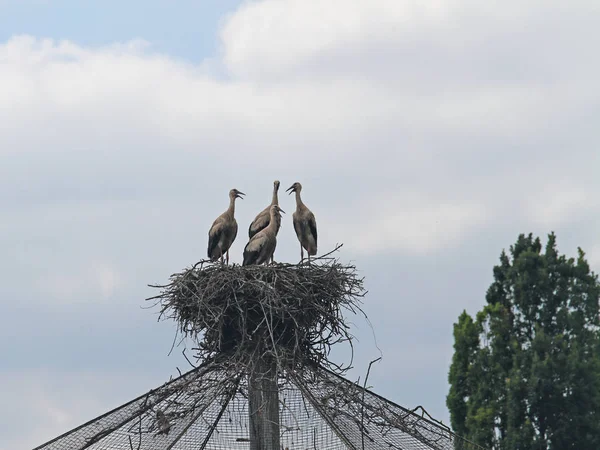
[447,233,600,449]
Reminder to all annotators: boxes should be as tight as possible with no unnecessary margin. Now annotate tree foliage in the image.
[447,233,600,449]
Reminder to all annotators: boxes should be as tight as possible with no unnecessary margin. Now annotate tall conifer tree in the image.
[447,233,600,449]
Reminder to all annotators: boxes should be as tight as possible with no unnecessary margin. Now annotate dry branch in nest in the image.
[147,245,366,375]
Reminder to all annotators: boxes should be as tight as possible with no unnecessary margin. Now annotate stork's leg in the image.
[300,245,304,263]
[226,249,230,265]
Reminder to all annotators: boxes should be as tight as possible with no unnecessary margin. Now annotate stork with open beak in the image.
[248,180,281,238]
[242,205,285,266]
[287,182,317,263]
[248,180,282,263]
[207,188,245,264]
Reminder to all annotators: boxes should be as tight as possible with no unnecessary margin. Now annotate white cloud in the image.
[220,0,473,79]
[526,181,596,227]
[219,0,598,83]
[0,0,597,293]
[323,194,490,255]
[35,262,121,304]
[3,6,598,259]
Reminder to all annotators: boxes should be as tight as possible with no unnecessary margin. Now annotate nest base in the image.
[148,246,366,375]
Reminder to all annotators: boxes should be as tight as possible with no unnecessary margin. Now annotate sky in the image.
[2,0,600,448]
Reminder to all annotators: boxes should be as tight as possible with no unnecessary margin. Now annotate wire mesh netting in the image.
[33,362,485,450]
[295,365,480,450]
[196,378,349,450]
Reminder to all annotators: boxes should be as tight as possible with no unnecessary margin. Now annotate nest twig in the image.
[147,244,366,375]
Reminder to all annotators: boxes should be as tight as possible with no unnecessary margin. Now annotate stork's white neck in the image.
[228,196,236,216]
[262,209,277,234]
[272,186,279,206]
[294,190,304,208]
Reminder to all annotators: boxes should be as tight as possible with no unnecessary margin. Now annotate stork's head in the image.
[286,182,302,194]
[229,188,245,200]
[274,180,280,190]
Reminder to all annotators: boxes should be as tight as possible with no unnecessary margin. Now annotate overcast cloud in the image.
[2,1,600,449]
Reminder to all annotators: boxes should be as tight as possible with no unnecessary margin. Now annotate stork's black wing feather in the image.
[249,209,269,239]
[242,242,258,266]
[248,222,257,239]
[207,232,219,259]
[248,221,267,239]
[293,217,302,240]
[308,216,318,247]
[231,221,238,246]
[207,220,223,260]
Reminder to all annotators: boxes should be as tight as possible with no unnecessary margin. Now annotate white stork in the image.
[242,205,285,266]
[248,180,281,263]
[207,188,244,264]
[248,180,281,238]
[286,182,317,263]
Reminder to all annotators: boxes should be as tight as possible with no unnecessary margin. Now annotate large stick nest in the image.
[148,245,366,374]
